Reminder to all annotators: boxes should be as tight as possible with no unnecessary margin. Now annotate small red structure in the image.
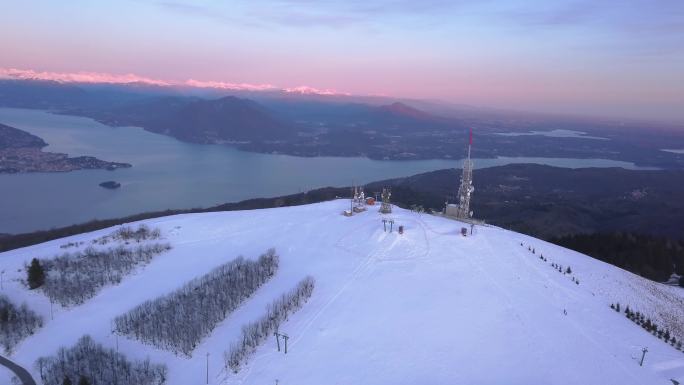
[366,197,376,205]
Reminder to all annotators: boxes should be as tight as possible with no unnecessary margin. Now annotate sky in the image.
[1,0,683,121]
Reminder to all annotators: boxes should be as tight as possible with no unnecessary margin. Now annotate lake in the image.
[494,129,608,140]
[0,108,657,234]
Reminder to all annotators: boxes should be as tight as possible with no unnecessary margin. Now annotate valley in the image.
[2,79,684,169]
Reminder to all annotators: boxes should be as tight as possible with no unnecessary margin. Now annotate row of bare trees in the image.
[35,335,167,385]
[111,225,162,242]
[225,276,315,373]
[0,294,43,354]
[92,224,163,246]
[35,243,171,306]
[114,249,279,356]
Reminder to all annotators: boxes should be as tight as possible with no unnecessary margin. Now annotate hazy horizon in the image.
[2,0,683,121]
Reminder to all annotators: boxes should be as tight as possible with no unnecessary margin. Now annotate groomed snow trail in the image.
[1,200,683,385]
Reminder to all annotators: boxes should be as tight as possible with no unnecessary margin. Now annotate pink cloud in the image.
[0,67,351,96]
[184,78,276,92]
[284,85,351,96]
[0,67,171,86]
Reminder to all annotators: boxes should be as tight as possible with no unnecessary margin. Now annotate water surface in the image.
[0,108,655,234]
[494,129,608,140]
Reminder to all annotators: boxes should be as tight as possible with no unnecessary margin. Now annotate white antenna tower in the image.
[455,128,474,219]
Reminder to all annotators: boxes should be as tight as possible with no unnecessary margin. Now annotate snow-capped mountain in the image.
[1,200,683,385]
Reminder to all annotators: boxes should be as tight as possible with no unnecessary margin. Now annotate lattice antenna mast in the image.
[455,128,474,219]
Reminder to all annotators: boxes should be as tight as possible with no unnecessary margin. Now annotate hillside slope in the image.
[1,200,683,385]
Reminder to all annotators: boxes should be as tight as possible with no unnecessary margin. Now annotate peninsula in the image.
[0,123,131,173]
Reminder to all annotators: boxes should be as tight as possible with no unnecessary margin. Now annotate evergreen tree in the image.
[565,266,572,274]
[616,303,620,312]
[679,276,684,287]
[27,258,45,290]
[78,375,90,385]
[62,376,72,385]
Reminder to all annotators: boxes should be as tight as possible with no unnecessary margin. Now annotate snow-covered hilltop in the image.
[1,200,683,385]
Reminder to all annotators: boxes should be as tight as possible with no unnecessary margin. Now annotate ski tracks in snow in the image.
[224,216,389,385]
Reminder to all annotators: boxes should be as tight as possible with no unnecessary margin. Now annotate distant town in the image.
[0,123,131,173]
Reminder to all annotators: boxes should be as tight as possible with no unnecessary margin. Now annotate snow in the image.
[1,199,683,385]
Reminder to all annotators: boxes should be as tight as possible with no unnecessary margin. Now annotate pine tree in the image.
[78,375,90,385]
[616,303,620,312]
[62,376,72,385]
[565,266,572,274]
[27,258,46,290]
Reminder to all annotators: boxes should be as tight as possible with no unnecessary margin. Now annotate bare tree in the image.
[0,294,43,354]
[35,335,167,385]
[225,276,315,373]
[33,243,171,306]
[114,249,279,356]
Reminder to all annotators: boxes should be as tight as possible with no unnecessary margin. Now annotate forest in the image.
[552,233,684,282]
[0,294,43,354]
[225,276,315,373]
[35,335,167,385]
[114,249,279,356]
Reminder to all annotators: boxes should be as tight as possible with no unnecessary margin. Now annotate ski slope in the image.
[2,199,683,385]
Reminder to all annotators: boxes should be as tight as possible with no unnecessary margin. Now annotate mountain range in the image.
[1,79,684,167]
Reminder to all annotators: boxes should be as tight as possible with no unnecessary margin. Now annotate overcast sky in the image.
[2,0,683,121]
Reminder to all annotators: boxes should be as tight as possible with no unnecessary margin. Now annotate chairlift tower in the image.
[453,128,475,219]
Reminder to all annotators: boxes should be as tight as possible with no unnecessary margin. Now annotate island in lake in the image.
[99,181,121,189]
[0,123,131,173]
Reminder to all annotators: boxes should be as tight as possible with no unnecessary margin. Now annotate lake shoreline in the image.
[0,107,667,234]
